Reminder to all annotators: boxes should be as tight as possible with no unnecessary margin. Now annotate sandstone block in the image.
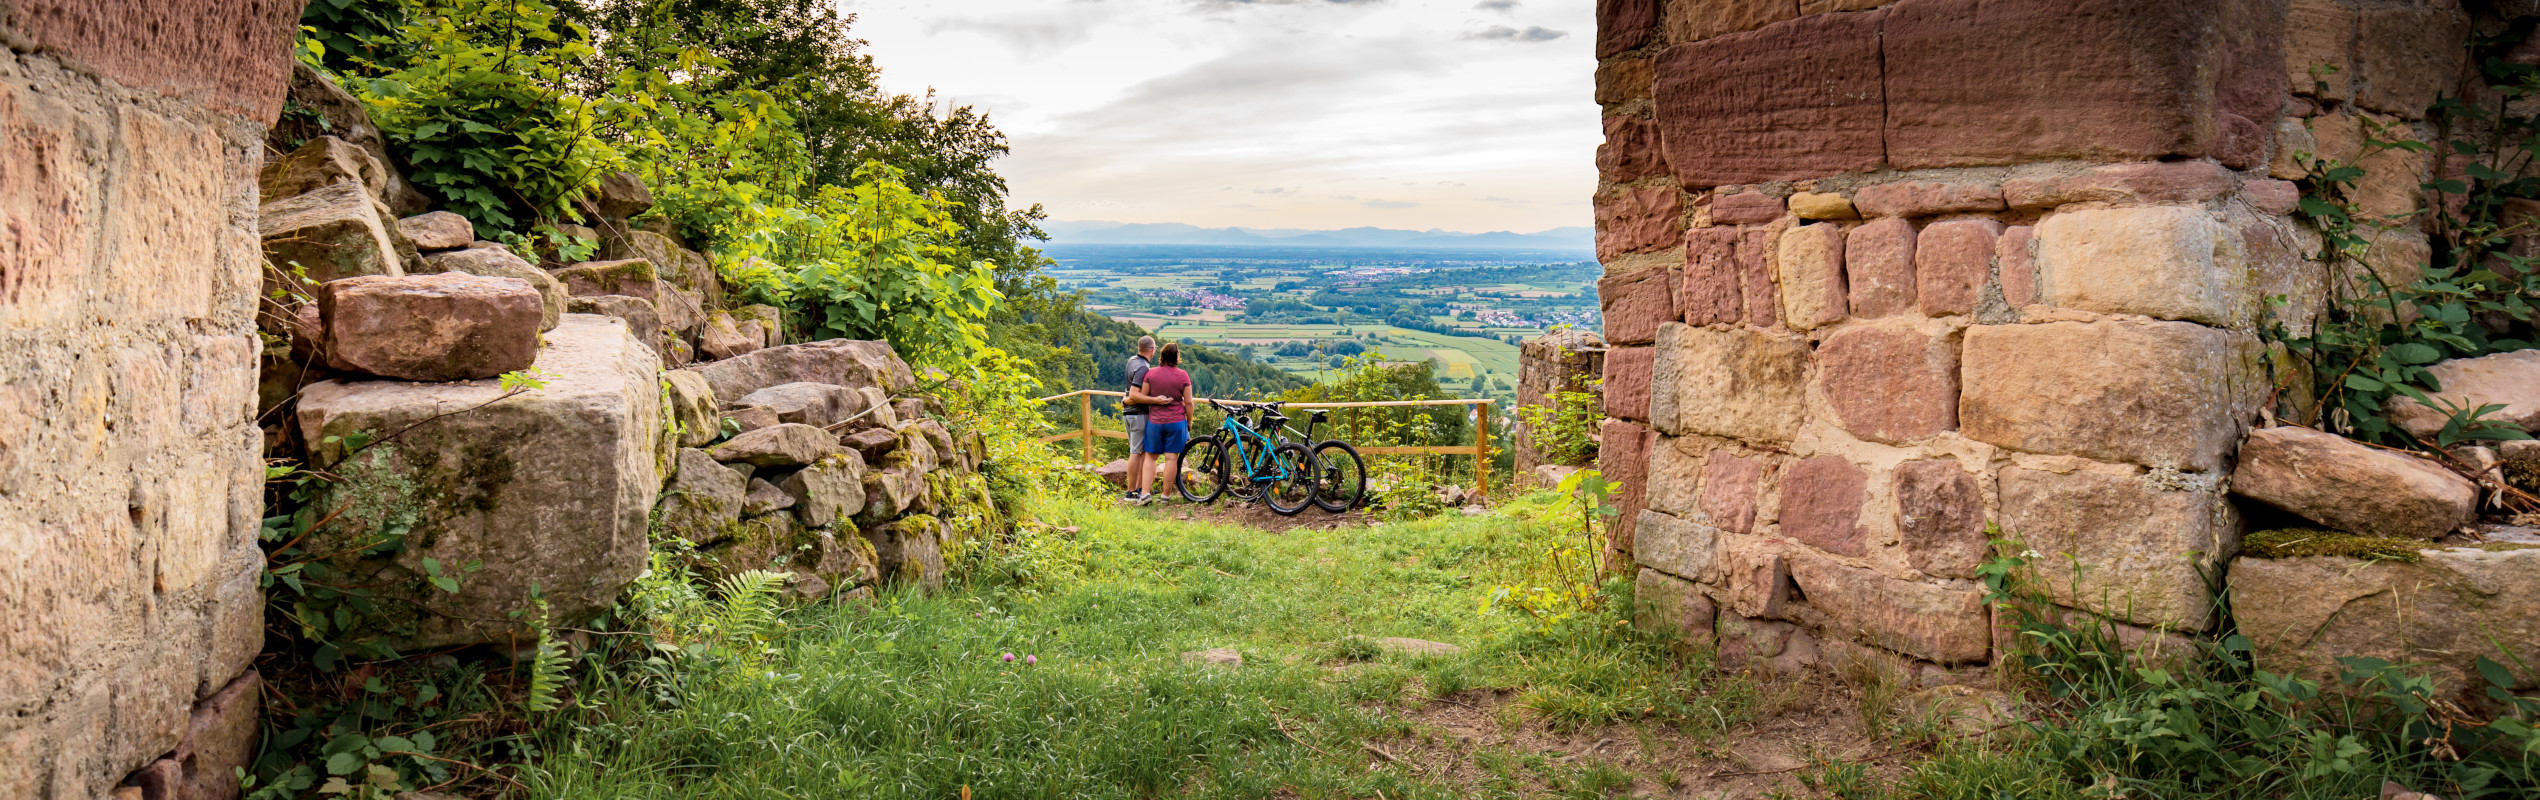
[1738,228,1781,327]
[262,181,404,285]
[2308,113,2429,221]
[397,211,474,251]
[1883,0,2283,170]
[1598,419,1655,558]
[1635,509,1718,582]
[734,304,787,346]
[1780,456,1868,557]
[698,310,761,361]
[1844,217,1917,318]
[2035,206,2244,327]
[1595,185,1684,260]
[593,171,655,219]
[2234,545,2540,699]
[663,370,719,448]
[2232,426,2476,540]
[842,426,902,457]
[1598,267,1679,345]
[184,670,261,800]
[2352,6,2470,118]
[1601,346,1653,421]
[710,423,845,468]
[1597,0,1658,57]
[1649,323,1810,444]
[1594,56,1655,106]
[1597,115,1668,183]
[567,295,662,363]
[744,477,797,516]
[1723,540,1791,619]
[1961,320,2258,472]
[2285,0,2354,100]
[1634,568,1718,645]
[1998,461,2234,629]
[1789,556,1992,664]
[295,315,661,648]
[1818,323,1958,444]
[1644,436,1702,518]
[658,447,745,544]
[1711,191,1784,225]
[2384,350,2540,439]
[2245,179,2300,217]
[1663,0,1797,43]
[259,136,388,205]
[1702,451,1770,534]
[267,62,429,212]
[797,529,881,599]
[1895,460,1985,579]
[1654,10,1884,186]
[424,246,562,332]
[1788,192,1857,220]
[599,230,684,284]
[2001,161,2237,209]
[1777,223,1847,330]
[1997,226,2037,307]
[680,339,915,403]
[318,273,541,382]
[786,454,870,528]
[735,382,871,428]
[1852,182,2004,218]
[1915,219,2000,317]
[1680,228,1742,325]
[866,515,949,590]
[555,258,660,302]
[859,466,925,525]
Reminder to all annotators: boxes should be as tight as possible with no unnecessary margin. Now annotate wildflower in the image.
[1001,652,1015,662]
[1026,655,1038,665]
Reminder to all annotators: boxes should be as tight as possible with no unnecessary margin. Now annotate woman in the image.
[1137,344,1195,502]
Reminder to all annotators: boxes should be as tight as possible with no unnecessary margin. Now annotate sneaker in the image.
[1138,491,1163,506]
[1122,489,1142,502]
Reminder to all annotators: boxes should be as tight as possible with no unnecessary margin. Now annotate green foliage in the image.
[721,162,1002,368]
[346,0,610,231]
[1519,383,1603,466]
[2271,33,2540,447]
[1281,349,1474,505]
[1937,543,2540,799]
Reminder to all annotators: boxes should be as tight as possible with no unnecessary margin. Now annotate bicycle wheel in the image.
[1177,436,1228,504]
[1308,440,1367,513]
[1262,442,1317,516]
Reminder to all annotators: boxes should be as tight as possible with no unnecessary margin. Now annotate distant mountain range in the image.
[1042,220,1593,251]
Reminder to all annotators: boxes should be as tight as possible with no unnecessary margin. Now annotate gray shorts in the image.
[1124,414,1149,454]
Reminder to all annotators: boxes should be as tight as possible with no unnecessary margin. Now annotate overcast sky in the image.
[835,0,1597,234]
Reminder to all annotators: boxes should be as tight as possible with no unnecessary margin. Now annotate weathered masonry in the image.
[1,1,306,797]
[1589,0,2523,684]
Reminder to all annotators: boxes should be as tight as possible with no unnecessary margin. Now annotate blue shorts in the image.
[1144,420,1190,456]
[1124,414,1148,454]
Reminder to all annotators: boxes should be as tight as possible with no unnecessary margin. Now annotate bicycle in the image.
[1250,402,1367,513]
[1178,399,1317,515]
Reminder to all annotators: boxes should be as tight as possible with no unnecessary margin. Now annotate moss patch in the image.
[2242,528,2425,563]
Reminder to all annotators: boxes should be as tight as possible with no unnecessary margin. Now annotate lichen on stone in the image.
[2241,528,2424,563]
[2142,465,2221,493]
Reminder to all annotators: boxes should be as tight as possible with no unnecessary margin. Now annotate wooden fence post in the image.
[1475,400,1492,499]
[1079,392,1095,464]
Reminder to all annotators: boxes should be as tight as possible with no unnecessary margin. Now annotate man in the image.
[1121,336,1156,502]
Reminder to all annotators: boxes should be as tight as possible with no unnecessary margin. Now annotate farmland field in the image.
[1043,244,1593,405]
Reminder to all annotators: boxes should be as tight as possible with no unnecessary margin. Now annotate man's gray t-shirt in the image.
[1123,354,1152,416]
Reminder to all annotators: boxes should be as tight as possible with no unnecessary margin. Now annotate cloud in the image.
[923,5,1117,56]
[1473,0,1519,10]
[1190,0,1383,8]
[1462,25,1565,41]
[1362,199,1419,208]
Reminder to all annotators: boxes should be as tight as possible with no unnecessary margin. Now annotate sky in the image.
[833,0,1598,234]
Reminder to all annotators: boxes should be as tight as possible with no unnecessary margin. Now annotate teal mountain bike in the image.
[1178,399,1317,515]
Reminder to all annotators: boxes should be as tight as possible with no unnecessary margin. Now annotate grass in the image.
[2240,527,2426,562]
[526,494,1747,799]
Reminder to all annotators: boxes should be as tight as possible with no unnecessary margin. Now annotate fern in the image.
[714,570,789,659]
[524,600,568,714]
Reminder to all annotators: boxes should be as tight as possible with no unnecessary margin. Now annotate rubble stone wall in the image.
[0,1,305,797]
[1592,0,2471,677]
[1511,328,1605,486]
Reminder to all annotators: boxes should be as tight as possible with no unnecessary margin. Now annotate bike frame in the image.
[1213,408,1289,484]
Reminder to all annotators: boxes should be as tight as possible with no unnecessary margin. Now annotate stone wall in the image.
[1594,0,2475,676]
[1510,328,1605,487]
[0,1,305,798]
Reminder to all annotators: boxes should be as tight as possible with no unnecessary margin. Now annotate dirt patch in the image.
[1137,494,1375,533]
[1365,675,1910,799]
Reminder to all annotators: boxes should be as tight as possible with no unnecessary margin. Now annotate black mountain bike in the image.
[1178,399,1316,515]
[1259,403,1367,513]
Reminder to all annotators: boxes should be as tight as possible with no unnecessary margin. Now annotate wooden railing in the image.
[1032,389,1498,497]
